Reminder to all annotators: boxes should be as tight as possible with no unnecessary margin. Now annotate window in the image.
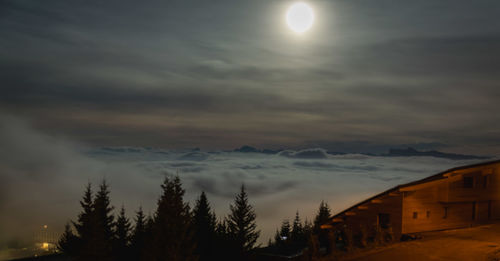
[443,207,448,219]
[413,212,418,219]
[484,175,490,188]
[426,211,430,218]
[378,213,391,229]
[463,177,474,188]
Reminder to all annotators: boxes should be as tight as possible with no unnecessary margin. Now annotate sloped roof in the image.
[327,159,500,223]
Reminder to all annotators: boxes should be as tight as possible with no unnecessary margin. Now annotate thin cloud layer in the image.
[0,0,499,154]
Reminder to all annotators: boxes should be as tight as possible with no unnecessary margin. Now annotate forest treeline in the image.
[57,176,337,261]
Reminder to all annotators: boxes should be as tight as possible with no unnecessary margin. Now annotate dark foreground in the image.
[339,223,500,261]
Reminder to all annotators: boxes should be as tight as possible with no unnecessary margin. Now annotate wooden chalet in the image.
[321,159,500,240]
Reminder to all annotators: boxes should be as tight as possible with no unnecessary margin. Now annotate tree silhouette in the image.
[313,201,332,252]
[58,222,78,255]
[72,182,94,260]
[313,201,331,232]
[92,180,115,261]
[130,207,147,260]
[192,191,217,261]
[279,219,291,241]
[114,205,131,261]
[146,176,196,261]
[273,229,282,246]
[214,218,233,260]
[290,211,305,250]
[227,185,260,257]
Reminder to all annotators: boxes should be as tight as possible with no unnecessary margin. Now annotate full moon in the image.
[286,2,315,33]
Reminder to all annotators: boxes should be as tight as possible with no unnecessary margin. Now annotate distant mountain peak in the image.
[234,145,259,153]
[385,147,488,160]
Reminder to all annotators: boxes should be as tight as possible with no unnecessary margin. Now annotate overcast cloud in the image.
[1,0,500,154]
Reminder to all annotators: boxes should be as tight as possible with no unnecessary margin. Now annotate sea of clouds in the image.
[0,115,492,250]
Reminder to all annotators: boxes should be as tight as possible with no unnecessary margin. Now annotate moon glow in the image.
[286,2,315,33]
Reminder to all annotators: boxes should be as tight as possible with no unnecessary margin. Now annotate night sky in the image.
[2,0,500,254]
[2,0,500,154]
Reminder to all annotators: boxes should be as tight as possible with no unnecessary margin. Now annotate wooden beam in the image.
[388,192,399,196]
[357,206,368,210]
[400,178,448,191]
[482,168,494,175]
[345,211,356,216]
[331,218,343,223]
[320,224,333,229]
[371,199,383,204]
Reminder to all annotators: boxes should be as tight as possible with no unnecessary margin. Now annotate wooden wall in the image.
[402,164,500,234]
[333,193,403,240]
[327,163,500,238]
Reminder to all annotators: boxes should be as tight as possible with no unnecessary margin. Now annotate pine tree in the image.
[313,201,331,232]
[192,191,217,261]
[279,219,291,241]
[114,205,131,260]
[146,176,196,261]
[227,185,260,257]
[313,201,332,251]
[72,182,94,259]
[130,207,147,260]
[274,229,282,245]
[213,217,234,260]
[303,219,313,236]
[303,218,313,247]
[92,180,115,261]
[290,211,305,250]
[58,222,79,255]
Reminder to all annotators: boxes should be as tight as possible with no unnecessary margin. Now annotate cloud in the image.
[278,148,329,159]
[178,152,210,161]
[0,115,494,249]
[292,161,379,172]
[1,0,499,154]
[0,115,163,249]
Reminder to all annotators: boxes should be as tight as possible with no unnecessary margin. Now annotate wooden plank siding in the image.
[332,193,404,240]
[324,160,500,240]
[403,163,500,233]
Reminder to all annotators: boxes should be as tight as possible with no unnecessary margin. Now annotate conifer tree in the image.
[291,211,305,249]
[146,176,196,261]
[213,217,232,259]
[92,180,115,261]
[130,207,147,260]
[227,185,260,257]
[72,182,94,259]
[313,201,332,251]
[58,222,79,255]
[313,201,331,232]
[274,229,282,245]
[279,219,291,241]
[114,205,131,260]
[192,191,217,261]
[303,219,313,237]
